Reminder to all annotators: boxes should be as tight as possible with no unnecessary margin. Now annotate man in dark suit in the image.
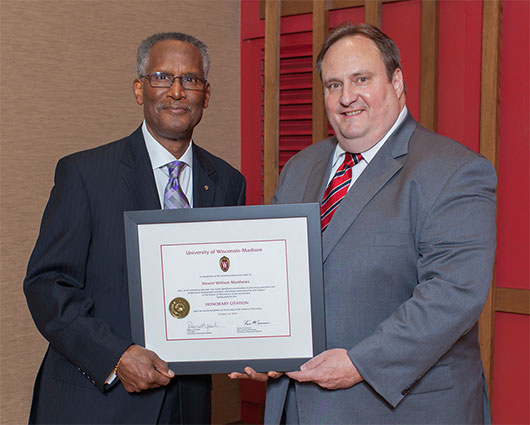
[231,24,496,424]
[24,32,245,424]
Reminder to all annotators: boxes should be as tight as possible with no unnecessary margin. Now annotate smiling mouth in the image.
[343,110,363,116]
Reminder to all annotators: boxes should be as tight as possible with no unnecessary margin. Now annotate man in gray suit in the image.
[231,24,496,424]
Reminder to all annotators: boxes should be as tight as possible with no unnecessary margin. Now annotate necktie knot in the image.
[167,160,185,180]
[342,152,354,168]
[342,152,362,169]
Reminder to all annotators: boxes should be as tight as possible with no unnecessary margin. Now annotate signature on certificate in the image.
[243,319,271,326]
[187,321,220,331]
[235,319,273,334]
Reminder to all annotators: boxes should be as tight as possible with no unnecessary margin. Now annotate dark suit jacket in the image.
[24,126,246,424]
[265,113,496,424]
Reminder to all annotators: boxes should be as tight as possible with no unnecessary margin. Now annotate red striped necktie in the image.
[320,152,363,232]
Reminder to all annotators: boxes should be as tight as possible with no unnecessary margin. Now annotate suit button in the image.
[401,389,410,396]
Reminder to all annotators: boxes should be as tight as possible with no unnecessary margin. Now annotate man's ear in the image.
[202,82,211,109]
[392,68,404,98]
[133,78,144,105]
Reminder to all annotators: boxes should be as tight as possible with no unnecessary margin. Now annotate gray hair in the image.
[316,23,401,82]
[136,32,210,78]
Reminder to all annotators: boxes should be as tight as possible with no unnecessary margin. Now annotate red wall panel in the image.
[241,1,529,423]
[438,0,483,151]
[496,0,530,291]
[492,313,530,424]
[492,0,530,423]
[381,0,422,121]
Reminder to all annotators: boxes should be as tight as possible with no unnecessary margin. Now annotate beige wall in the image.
[0,1,241,423]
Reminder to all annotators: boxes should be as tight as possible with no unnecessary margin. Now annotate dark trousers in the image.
[157,375,211,425]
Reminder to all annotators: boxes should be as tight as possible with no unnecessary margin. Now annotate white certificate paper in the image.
[161,239,291,341]
[125,204,325,374]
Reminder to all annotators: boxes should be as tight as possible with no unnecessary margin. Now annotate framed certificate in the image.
[124,203,326,374]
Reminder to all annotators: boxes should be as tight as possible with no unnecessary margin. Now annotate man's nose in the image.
[166,77,186,100]
[339,82,358,106]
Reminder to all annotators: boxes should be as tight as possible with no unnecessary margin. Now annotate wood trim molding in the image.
[261,0,316,18]
[329,0,404,11]
[495,287,530,315]
[479,0,503,169]
[263,0,281,204]
[419,0,439,132]
[479,275,496,399]
[478,0,503,400]
[312,0,329,144]
[260,0,406,19]
[364,0,382,28]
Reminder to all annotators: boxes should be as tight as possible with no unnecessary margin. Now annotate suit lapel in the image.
[120,126,161,210]
[303,138,336,203]
[192,143,216,208]
[321,113,417,262]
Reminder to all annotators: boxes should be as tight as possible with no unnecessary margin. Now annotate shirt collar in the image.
[332,106,408,167]
[142,121,193,174]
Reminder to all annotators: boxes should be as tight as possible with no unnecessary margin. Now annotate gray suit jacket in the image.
[265,113,496,424]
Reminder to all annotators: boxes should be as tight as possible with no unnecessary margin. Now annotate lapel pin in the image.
[204,185,209,191]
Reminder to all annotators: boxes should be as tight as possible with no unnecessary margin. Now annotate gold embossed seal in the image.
[169,297,190,319]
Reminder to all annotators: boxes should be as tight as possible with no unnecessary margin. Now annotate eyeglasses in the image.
[142,72,207,91]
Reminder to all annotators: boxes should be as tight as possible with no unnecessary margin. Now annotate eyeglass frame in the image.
[141,72,208,91]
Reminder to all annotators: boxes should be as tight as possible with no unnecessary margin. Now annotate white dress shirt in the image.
[326,106,408,188]
[142,121,194,207]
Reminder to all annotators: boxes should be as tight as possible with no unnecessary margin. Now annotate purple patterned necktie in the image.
[164,160,190,209]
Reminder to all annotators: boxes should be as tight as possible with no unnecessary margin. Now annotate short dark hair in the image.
[137,32,210,78]
[315,23,402,81]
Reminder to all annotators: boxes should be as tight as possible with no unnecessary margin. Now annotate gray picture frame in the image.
[124,203,326,374]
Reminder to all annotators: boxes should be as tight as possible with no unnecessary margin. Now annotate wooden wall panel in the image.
[263,0,281,203]
[478,0,503,398]
[495,288,530,316]
[312,0,329,144]
[419,0,439,132]
[260,0,405,19]
[0,1,241,423]
[364,0,382,27]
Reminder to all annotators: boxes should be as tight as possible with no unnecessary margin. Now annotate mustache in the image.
[158,102,191,112]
